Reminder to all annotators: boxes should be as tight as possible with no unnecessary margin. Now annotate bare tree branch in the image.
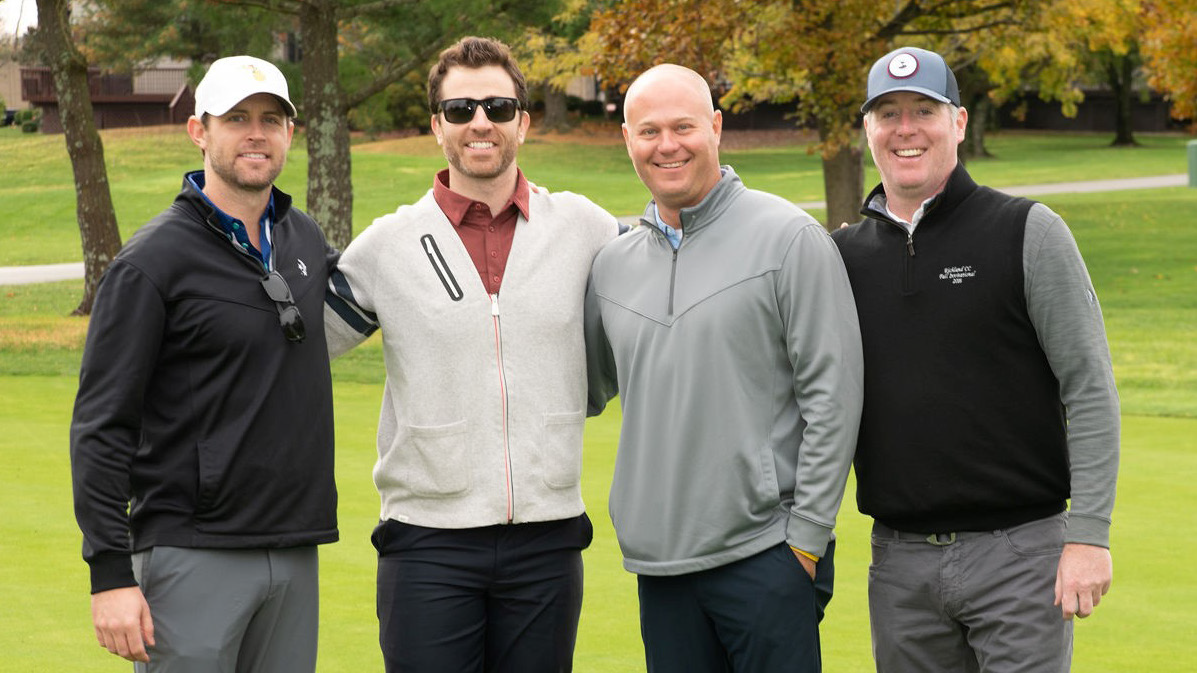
[341,0,423,20]
[205,0,303,15]
[344,35,450,108]
[875,1,933,40]
[875,0,1019,40]
[897,19,1018,36]
[931,1,1017,20]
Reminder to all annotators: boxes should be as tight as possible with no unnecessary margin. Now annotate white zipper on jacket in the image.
[491,293,515,522]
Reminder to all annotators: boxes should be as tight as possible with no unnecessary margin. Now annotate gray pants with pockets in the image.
[132,546,319,673]
[868,513,1072,673]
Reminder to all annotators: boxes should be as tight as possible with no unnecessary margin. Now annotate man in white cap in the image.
[71,55,339,671]
[832,46,1119,671]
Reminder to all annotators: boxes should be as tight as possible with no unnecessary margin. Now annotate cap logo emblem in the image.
[887,53,918,79]
[245,64,267,82]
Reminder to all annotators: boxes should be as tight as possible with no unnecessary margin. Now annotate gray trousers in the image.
[131,546,319,673]
[868,513,1072,673]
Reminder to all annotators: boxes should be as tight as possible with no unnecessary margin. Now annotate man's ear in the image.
[516,109,530,145]
[186,115,207,152]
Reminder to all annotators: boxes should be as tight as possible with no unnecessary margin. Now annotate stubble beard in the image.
[209,150,284,194]
[446,140,517,181]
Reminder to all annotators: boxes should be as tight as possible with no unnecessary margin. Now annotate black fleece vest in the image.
[833,167,1069,534]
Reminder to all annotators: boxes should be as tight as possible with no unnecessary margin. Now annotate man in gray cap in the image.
[71,55,338,671]
[832,46,1120,671]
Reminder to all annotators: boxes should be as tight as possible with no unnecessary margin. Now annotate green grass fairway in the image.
[0,125,1191,265]
[2,124,1195,669]
[2,377,1193,671]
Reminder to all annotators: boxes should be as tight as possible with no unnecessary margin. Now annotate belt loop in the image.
[925,532,957,546]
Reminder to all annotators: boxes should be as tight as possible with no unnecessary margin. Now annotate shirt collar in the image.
[883,197,934,234]
[186,171,276,226]
[432,168,531,226]
[185,170,275,268]
[651,203,684,249]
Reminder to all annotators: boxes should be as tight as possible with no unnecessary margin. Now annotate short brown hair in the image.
[427,36,528,114]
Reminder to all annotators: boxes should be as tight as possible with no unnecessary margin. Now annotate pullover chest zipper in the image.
[903,229,916,294]
[668,246,679,317]
[648,216,681,318]
[490,293,514,523]
[877,218,917,294]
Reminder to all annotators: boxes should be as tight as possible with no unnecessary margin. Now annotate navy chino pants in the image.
[373,514,592,673]
[637,539,835,673]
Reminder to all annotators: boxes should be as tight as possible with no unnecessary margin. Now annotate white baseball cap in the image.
[194,55,297,118]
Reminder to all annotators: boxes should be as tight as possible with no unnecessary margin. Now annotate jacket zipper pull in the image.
[906,233,916,257]
[491,293,500,316]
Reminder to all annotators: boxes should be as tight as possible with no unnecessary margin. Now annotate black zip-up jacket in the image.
[71,174,339,593]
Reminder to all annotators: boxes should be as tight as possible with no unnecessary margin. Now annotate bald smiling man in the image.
[584,64,864,673]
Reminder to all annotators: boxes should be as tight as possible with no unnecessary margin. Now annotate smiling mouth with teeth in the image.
[657,160,687,168]
[894,148,924,157]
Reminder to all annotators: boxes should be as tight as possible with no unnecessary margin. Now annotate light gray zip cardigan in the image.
[326,185,618,528]
[586,167,864,576]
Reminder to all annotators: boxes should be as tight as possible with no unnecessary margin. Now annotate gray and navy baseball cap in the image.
[861,47,959,113]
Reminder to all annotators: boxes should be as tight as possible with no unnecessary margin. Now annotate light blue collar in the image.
[652,203,683,250]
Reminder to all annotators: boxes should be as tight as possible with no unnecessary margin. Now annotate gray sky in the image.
[0,0,37,38]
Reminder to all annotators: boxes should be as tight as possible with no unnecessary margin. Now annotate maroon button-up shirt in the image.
[432,168,531,295]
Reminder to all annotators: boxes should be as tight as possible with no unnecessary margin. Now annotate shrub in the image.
[15,108,42,133]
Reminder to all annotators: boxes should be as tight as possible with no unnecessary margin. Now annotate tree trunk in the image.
[35,0,122,316]
[541,84,569,132]
[1108,53,1137,147]
[819,129,864,232]
[961,93,993,164]
[954,63,993,164]
[299,0,354,250]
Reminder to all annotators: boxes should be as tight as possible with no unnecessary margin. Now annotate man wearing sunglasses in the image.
[71,56,339,671]
[324,36,619,672]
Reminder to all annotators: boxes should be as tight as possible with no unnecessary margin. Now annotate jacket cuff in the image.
[1064,513,1111,548]
[88,552,138,594]
[786,514,833,559]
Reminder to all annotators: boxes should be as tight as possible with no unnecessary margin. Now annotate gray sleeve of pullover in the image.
[780,223,865,558]
[1023,203,1120,547]
[584,263,619,417]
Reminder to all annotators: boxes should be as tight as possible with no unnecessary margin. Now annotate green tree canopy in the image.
[1141,0,1197,126]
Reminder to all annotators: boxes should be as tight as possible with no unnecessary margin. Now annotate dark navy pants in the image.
[373,514,592,673]
[637,540,835,673]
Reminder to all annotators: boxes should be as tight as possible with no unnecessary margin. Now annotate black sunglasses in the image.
[260,271,306,343]
[437,97,521,124]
